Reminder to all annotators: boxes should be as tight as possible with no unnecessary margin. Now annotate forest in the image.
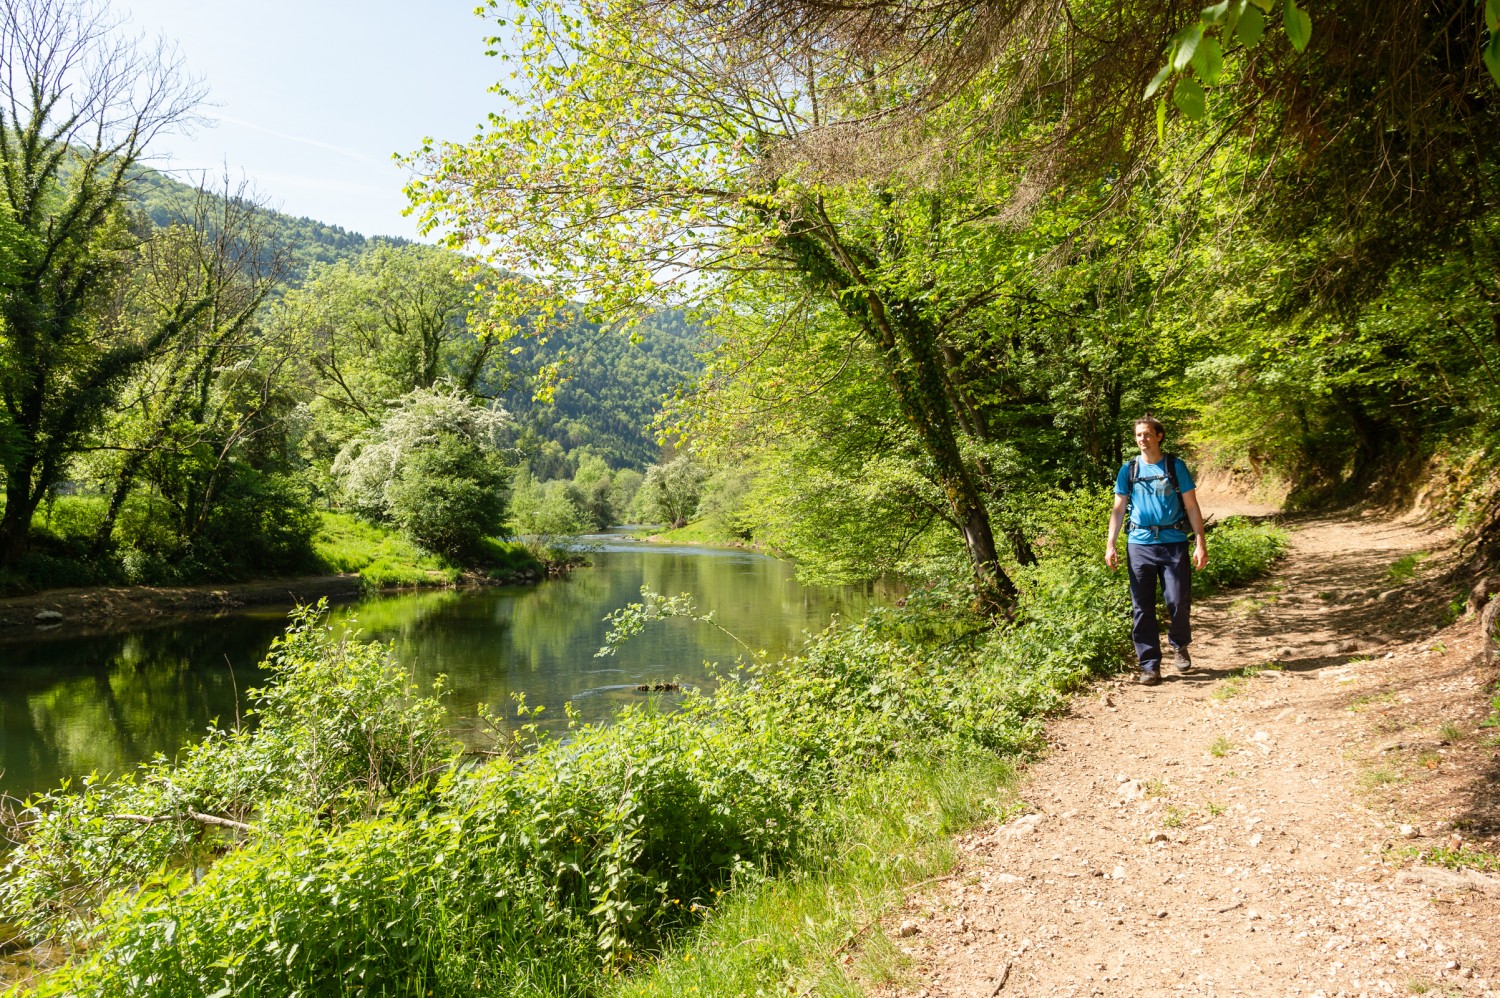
[0,103,700,594]
[2,0,1499,993]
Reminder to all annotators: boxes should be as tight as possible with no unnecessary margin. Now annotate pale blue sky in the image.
[118,0,505,239]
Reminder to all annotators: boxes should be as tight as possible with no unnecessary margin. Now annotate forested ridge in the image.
[4,0,1500,993]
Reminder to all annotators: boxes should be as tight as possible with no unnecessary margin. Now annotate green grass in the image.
[636,519,748,548]
[609,753,1018,998]
[312,511,541,589]
[1213,665,1279,700]
[1348,691,1398,712]
[1196,519,1289,596]
[1360,767,1406,790]
[1386,552,1429,584]
[1391,843,1500,873]
[1209,736,1234,758]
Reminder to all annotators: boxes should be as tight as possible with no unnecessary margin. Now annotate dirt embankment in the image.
[870,504,1500,997]
[0,576,370,644]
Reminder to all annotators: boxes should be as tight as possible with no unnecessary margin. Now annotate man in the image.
[1105,417,1208,686]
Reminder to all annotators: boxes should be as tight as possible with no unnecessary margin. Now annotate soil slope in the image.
[874,508,1500,998]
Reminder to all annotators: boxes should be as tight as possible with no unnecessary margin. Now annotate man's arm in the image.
[1182,489,1208,570]
[1105,493,1128,570]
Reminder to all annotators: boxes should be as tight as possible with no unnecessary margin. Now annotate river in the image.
[0,536,879,798]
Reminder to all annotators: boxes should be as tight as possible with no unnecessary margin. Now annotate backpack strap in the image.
[1162,452,1180,495]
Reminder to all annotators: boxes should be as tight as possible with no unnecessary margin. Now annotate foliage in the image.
[129,164,408,278]
[333,385,511,557]
[635,457,709,530]
[0,604,458,943]
[278,243,505,452]
[312,511,463,587]
[501,310,702,473]
[0,0,211,567]
[508,467,588,539]
[1196,518,1289,594]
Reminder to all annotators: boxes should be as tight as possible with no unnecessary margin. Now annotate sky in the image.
[116,0,507,240]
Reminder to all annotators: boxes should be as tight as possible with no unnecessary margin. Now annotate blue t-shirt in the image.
[1114,455,1196,545]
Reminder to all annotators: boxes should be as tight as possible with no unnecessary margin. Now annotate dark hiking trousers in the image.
[1127,541,1192,674]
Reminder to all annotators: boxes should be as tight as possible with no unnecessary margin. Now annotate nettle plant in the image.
[0,603,458,942]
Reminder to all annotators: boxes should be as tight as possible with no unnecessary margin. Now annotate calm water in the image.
[0,537,878,797]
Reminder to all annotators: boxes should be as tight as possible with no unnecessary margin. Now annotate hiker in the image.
[1105,416,1208,686]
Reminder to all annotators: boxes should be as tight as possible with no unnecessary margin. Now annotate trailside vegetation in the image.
[0,515,1286,996]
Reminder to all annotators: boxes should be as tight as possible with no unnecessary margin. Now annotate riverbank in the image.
[0,575,368,643]
[0,512,554,642]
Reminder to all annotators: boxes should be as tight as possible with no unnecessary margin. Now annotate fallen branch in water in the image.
[103,811,253,833]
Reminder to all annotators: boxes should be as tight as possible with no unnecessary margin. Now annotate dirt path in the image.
[874,509,1500,998]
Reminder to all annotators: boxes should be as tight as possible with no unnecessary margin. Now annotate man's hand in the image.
[1193,539,1208,571]
[1105,543,1119,570]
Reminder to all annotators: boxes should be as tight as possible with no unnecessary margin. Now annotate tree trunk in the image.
[781,218,1021,610]
[0,463,39,566]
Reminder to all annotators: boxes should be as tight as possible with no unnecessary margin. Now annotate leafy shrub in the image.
[385,434,509,556]
[188,468,320,579]
[334,385,511,557]
[1197,516,1289,593]
[0,605,458,943]
[509,467,589,551]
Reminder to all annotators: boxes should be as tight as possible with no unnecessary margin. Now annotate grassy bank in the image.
[1,508,1286,996]
[0,500,545,596]
[631,519,749,548]
[312,511,543,588]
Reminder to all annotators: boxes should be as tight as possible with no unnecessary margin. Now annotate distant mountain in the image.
[500,311,704,473]
[128,166,409,282]
[128,165,703,472]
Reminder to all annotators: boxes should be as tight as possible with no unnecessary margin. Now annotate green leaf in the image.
[1144,63,1172,99]
[1283,0,1312,52]
[1173,25,1204,70]
[1173,77,1207,120]
[1485,29,1500,88]
[1157,96,1168,145]
[1487,0,1500,31]
[1192,36,1224,84]
[1201,0,1232,23]
[1248,0,1273,10]
[1237,4,1265,46]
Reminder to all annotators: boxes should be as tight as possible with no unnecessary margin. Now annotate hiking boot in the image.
[1170,647,1194,675]
[1135,669,1161,687]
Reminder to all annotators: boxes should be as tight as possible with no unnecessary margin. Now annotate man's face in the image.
[1135,423,1164,453]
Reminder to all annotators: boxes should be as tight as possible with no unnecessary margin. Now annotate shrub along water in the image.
[2,506,1286,996]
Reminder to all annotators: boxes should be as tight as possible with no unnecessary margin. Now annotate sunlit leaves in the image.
[1485,0,1500,87]
[1283,0,1312,51]
[1173,77,1206,120]
[1148,0,1314,130]
[1236,5,1265,47]
[1191,36,1224,85]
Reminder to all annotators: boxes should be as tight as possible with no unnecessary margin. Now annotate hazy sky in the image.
[117,0,505,240]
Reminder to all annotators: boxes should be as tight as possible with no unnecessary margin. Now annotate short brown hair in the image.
[1134,415,1165,439]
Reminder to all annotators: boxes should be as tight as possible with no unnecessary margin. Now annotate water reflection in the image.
[0,542,879,797]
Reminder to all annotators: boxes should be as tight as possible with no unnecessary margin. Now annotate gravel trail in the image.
[872,507,1500,998]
